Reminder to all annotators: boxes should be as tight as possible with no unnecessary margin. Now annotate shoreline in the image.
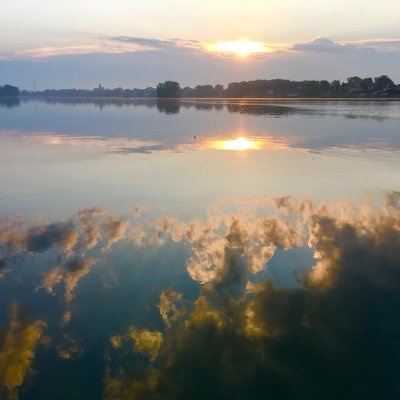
[15,96,400,101]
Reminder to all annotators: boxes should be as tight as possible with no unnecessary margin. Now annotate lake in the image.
[0,98,400,399]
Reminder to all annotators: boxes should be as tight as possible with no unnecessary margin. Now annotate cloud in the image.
[384,191,400,211]
[291,36,366,54]
[78,207,104,250]
[158,290,188,328]
[0,207,129,261]
[291,36,400,55]
[101,215,129,252]
[0,40,154,60]
[344,38,400,52]
[63,257,96,302]
[39,266,64,294]
[0,304,46,400]
[185,214,304,285]
[110,36,202,52]
[117,144,172,154]
[110,327,163,361]
[38,257,96,303]
[3,35,399,65]
[2,193,400,400]
[0,218,78,260]
[5,35,399,63]
[104,192,400,399]
[26,223,79,255]
[0,36,203,61]
[1,132,173,155]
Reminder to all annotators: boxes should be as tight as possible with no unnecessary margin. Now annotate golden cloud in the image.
[0,305,46,400]
[111,328,163,362]
[103,192,400,399]
[2,193,400,399]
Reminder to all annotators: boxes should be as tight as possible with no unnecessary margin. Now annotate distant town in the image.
[1,75,400,99]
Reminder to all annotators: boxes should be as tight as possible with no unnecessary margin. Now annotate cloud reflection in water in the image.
[0,194,400,398]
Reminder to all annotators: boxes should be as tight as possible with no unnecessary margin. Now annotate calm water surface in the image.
[0,99,399,399]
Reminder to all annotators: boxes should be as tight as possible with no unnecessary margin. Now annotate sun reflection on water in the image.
[211,136,262,151]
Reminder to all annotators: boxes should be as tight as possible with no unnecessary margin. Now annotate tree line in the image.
[2,75,399,99]
[158,75,399,98]
[20,85,156,98]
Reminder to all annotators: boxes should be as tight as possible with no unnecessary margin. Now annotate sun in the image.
[205,39,269,57]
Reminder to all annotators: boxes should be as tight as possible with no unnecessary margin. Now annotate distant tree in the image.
[347,76,363,86]
[226,82,241,97]
[319,80,331,94]
[214,84,224,97]
[374,75,395,91]
[156,81,181,98]
[269,79,294,97]
[142,87,157,97]
[0,84,20,97]
[181,87,195,97]
[345,76,363,94]
[194,85,215,97]
[331,80,341,94]
[361,78,374,92]
[304,81,321,96]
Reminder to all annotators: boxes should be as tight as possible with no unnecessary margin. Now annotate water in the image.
[0,98,399,399]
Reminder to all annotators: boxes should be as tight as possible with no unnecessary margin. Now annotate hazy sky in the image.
[1,0,400,88]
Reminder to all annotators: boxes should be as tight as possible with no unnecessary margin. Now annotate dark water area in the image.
[0,99,399,399]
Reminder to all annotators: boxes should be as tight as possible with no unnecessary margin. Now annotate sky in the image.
[1,0,400,89]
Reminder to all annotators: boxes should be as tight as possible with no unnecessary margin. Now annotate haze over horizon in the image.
[1,0,400,89]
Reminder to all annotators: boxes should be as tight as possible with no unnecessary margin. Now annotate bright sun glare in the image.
[206,40,268,57]
[212,137,261,151]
